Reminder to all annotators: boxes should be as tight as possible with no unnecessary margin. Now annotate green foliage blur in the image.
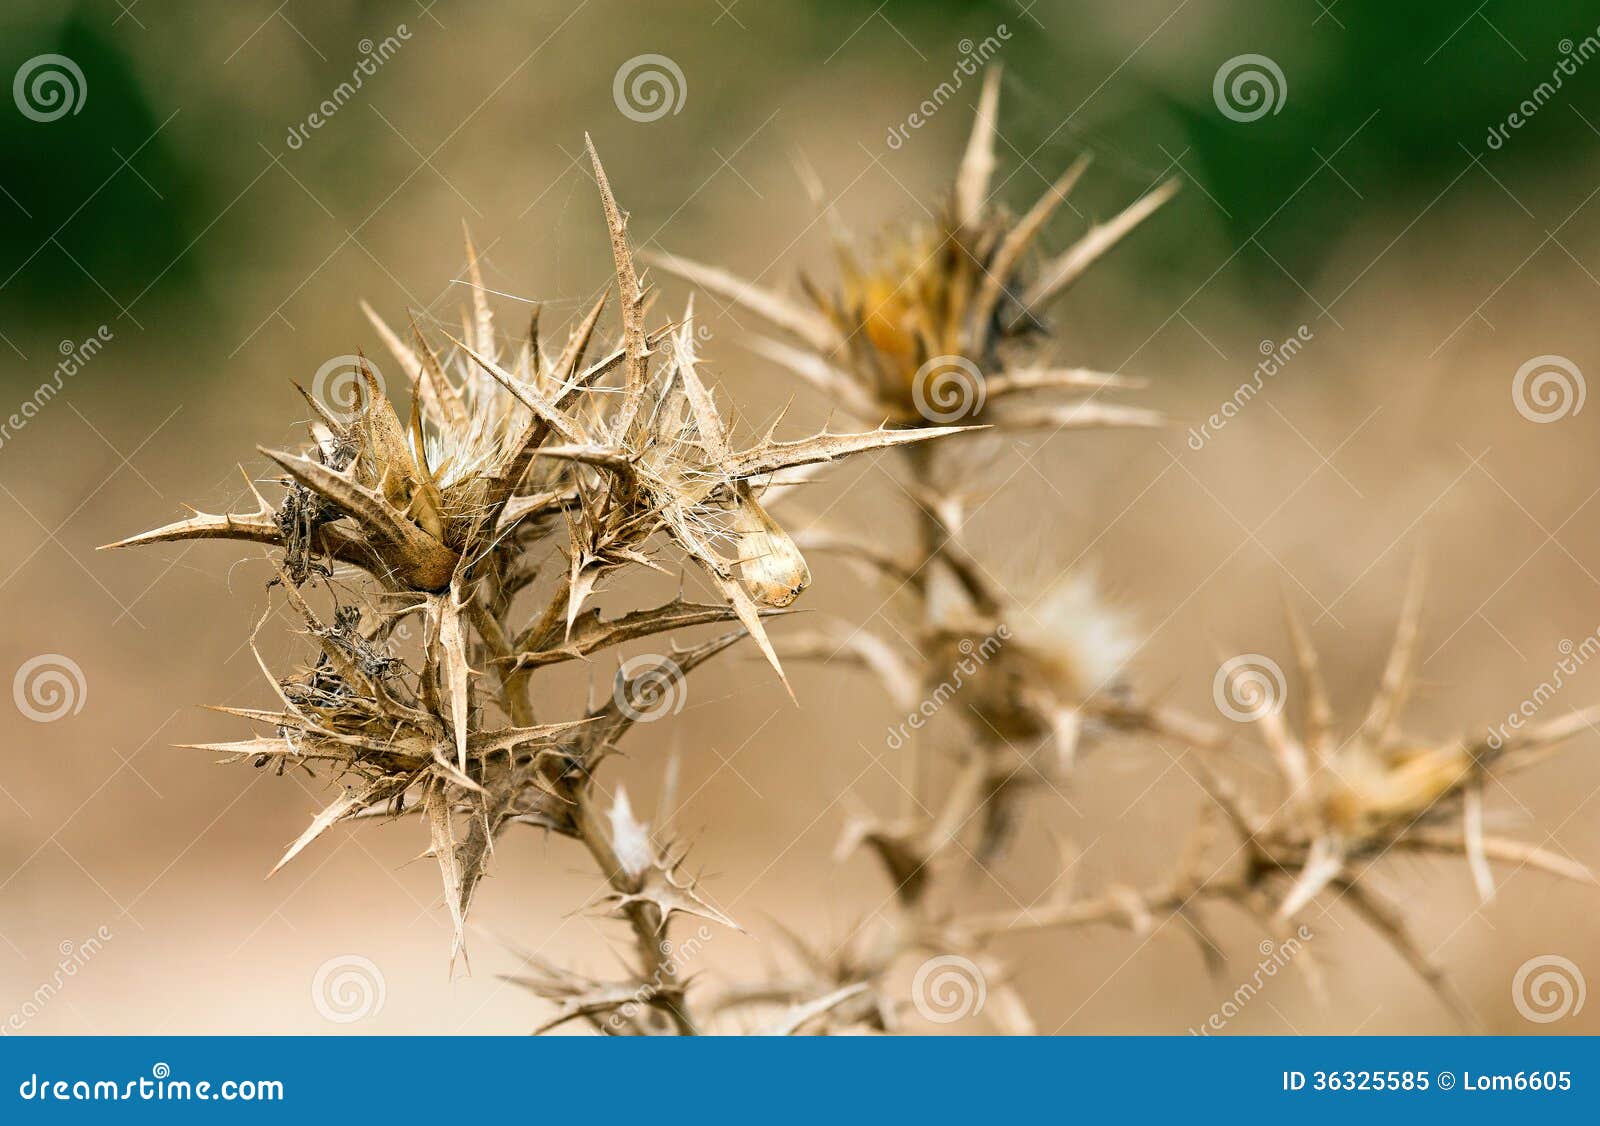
[1,0,1596,380]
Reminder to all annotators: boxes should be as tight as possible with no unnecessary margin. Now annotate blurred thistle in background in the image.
[3,0,1600,1034]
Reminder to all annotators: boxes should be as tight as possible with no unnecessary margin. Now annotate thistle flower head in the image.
[648,68,1173,434]
[991,569,1600,1031]
[914,507,1137,763]
[1217,566,1600,945]
[1318,737,1474,841]
[104,140,961,959]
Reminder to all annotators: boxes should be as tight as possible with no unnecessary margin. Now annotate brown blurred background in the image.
[3,0,1600,1034]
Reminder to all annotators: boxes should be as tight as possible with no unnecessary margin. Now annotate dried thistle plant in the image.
[651,71,1600,1035]
[107,74,1600,1036]
[648,68,1172,436]
[959,576,1600,1030]
[107,139,959,1034]
[627,68,1191,1035]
